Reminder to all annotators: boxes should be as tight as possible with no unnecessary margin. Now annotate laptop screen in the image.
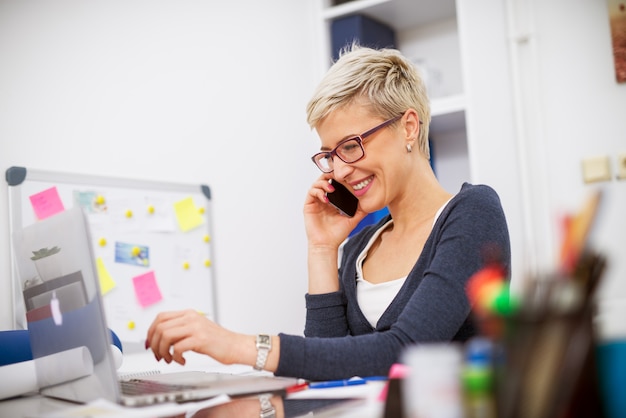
[12,207,121,403]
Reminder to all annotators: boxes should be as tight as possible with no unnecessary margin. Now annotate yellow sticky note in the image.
[96,257,116,295]
[173,197,204,232]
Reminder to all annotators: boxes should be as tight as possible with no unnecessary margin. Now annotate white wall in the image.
[523,0,626,336]
[460,0,626,338]
[0,0,322,336]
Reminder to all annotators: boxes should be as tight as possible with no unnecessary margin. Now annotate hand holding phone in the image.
[326,179,358,217]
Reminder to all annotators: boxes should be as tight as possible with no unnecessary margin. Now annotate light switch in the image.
[581,155,611,183]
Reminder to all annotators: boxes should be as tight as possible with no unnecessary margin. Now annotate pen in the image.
[286,382,309,393]
[308,377,367,389]
[362,375,388,381]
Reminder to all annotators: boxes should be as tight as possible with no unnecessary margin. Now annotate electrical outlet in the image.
[581,155,611,183]
[617,153,626,180]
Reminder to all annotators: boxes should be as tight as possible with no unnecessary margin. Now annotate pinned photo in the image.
[115,242,150,267]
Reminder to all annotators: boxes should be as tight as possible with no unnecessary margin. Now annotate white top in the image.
[355,200,451,328]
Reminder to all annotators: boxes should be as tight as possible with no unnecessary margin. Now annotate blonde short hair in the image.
[306,44,431,158]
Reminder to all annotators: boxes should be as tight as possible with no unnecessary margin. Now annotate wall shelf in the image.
[431,94,466,135]
[322,0,456,32]
[317,0,469,192]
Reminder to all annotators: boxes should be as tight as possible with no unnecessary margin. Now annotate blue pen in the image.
[362,375,388,382]
[308,377,367,389]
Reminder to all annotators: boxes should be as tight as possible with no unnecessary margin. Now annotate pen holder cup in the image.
[491,305,605,418]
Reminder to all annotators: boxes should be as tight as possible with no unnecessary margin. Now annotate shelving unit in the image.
[315,0,524,288]
[316,0,470,193]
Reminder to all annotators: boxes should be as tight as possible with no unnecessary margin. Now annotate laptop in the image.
[11,206,297,406]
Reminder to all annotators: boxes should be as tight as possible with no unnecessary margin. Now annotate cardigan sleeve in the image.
[303,291,349,337]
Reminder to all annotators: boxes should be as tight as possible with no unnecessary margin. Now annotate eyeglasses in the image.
[311,115,403,173]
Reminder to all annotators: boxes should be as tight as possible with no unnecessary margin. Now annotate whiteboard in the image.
[6,166,217,350]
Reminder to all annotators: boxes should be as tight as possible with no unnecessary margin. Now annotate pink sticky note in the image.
[29,187,65,220]
[132,271,163,308]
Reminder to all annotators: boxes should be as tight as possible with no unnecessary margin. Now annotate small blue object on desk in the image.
[0,329,123,367]
[309,378,366,389]
[308,376,386,389]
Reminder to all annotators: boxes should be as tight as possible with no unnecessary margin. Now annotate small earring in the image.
[406,143,412,153]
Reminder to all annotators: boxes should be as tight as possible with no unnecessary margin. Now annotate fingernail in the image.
[144,340,150,350]
[328,184,335,192]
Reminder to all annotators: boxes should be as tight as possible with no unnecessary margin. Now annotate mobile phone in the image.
[326,179,358,217]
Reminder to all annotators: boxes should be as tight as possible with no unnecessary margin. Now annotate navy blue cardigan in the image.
[275,183,510,380]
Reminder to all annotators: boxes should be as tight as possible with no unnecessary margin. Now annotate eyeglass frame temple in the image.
[310,113,409,172]
[359,114,403,140]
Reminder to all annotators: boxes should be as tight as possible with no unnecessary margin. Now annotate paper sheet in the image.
[31,394,230,418]
[287,380,387,400]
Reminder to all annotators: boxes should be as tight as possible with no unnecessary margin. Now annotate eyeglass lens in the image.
[314,137,363,172]
[312,114,403,173]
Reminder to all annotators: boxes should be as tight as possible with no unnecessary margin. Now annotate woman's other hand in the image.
[145,309,244,366]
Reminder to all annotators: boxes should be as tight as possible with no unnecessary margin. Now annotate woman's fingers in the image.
[147,309,202,363]
[146,310,186,347]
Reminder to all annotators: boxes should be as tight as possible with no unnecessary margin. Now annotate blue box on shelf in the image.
[330,14,396,60]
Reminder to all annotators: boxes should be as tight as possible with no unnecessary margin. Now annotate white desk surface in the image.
[0,351,386,418]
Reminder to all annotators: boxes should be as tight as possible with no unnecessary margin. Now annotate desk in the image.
[0,394,385,418]
[0,352,387,418]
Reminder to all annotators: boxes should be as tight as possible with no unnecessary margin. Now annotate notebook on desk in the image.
[12,206,296,407]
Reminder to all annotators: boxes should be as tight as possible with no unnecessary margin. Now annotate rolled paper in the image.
[36,346,94,388]
[0,360,38,400]
[0,346,94,400]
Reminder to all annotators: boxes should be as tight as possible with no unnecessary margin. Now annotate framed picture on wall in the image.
[607,0,626,83]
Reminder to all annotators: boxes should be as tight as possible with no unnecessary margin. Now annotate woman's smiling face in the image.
[316,102,408,214]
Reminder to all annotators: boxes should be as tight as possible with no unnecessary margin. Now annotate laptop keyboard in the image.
[120,379,193,396]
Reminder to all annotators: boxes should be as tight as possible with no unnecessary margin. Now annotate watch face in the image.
[258,334,271,347]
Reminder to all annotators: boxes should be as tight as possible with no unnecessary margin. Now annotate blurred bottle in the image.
[402,343,464,418]
[462,337,496,418]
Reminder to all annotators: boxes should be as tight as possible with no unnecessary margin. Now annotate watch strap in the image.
[254,334,272,371]
[259,393,276,418]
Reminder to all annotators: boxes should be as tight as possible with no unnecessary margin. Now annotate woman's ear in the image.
[402,109,421,141]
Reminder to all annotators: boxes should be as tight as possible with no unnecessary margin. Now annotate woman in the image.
[146,45,511,382]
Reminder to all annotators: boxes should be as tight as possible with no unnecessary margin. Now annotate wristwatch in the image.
[258,393,276,418]
[254,334,272,371]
